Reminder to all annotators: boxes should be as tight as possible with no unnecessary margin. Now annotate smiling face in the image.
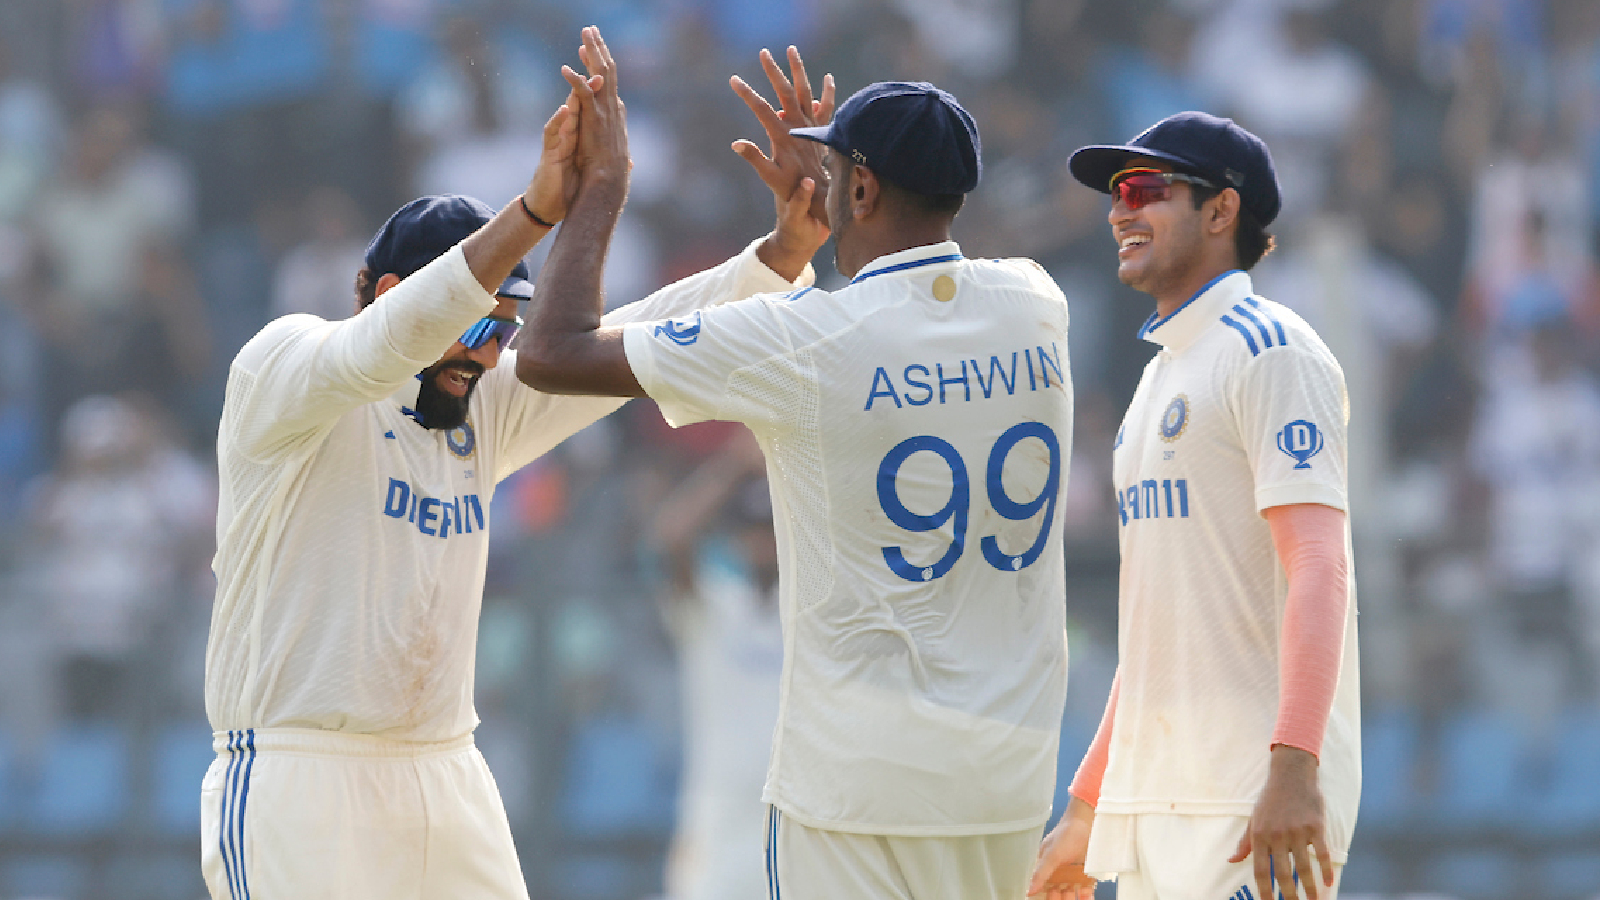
[1108,161,1212,307]
[413,294,518,430]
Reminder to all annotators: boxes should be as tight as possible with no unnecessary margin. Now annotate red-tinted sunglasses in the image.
[1109,167,1218,210]
[459,315,522,350]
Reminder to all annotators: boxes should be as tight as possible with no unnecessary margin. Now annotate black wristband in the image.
[518,194,556,229]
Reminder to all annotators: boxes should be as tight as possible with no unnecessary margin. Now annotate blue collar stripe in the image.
[849,253,963,285]
[1138,269,1243,338]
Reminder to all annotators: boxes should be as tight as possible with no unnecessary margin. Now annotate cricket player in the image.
[517,29,1073,900]
[1029,112,1360,900]
[200,83,820,898]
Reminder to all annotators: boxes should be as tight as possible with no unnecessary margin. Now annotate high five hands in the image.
[730,46,836,275]
[559,26,629,193]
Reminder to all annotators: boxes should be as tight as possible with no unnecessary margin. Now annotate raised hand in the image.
[560,25,629,188]
[521,90,580,226]
[730,46,835,269]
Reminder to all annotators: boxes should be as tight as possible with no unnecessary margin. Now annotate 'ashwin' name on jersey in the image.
[382,477,485,539]
[864,342,1065,411]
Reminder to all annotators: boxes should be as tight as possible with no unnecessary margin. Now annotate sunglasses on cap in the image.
[1109,167,1218,211]
[459,315,522,350]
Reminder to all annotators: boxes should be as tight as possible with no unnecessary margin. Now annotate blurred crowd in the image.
[0,0,1597,897]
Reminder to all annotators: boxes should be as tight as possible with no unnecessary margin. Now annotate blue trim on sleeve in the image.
[1220,315,1261,355]
[1241,295,1288,345]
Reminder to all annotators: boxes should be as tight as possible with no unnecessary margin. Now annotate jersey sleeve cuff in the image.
[1255,483,1346,514]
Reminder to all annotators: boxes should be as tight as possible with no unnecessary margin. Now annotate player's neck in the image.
[1151,260,1237,318]
[839,221,954,279]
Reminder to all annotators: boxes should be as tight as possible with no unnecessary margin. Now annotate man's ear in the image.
[854,165,881,220]
[1207,188,1241,236]
[374,273,403,297]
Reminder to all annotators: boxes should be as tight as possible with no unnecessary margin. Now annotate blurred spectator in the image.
[647,431,781,900]
[1461,128,1598,365]
[16,393,214,723]
[1194,4,1374,222]
[22,103,208,446]
[1097,3,1212,144]
[1467,318,1600,708]
[398,11,560,203]
[67,0,167,103]
[268,183,367,320]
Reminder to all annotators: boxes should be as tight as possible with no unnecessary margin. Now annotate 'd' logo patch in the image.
[653,312,703,346]
[1159,395,1189,443]
[1277,419,1323,469]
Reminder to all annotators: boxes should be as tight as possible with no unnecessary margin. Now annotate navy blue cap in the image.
[365,194,534,299]
[1069,111,1281,225]
[791,81,981,196]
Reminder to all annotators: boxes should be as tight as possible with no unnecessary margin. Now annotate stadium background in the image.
[0,0,1597,897]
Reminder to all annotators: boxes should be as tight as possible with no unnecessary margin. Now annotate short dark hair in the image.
[877,173,965,217]
[1190,184,1275,270]
[356,268,377,310]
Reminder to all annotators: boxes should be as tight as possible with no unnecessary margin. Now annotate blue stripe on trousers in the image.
[220,731,239,899]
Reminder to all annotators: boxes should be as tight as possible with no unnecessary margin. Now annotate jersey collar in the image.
[1137,269,1253,353]
[848,241,964,285]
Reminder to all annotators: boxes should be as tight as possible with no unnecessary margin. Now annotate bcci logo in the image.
[1159,394,1189,443]
[1277,419,1323,469]
[446,419,476,459]
[654,312,703,346]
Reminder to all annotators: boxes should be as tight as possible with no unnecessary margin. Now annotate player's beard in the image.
[413,360,484,430]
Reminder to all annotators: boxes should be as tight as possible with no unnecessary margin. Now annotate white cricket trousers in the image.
[200,728,529,900]
[1102,814,1344,900]
[763,805,1043,900]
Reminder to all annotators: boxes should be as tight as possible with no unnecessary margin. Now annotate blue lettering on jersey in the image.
[383,478,485,539]
[1277,419,1324,469]
[904,365,933,406]
[653,311,703,346]
[937,361,969,403]
[863,343,1064,412]
[1117,478,1189,526]
[865,367,903,410]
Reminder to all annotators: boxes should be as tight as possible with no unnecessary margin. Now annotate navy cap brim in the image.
[1069,145,1210,194]
[790,124,840,149]
[497,276,534,300]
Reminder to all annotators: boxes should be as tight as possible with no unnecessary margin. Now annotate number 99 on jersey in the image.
[875,421,1061,582]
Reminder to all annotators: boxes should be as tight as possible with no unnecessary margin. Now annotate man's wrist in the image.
[518,194,559,229]
[757,231,812,283]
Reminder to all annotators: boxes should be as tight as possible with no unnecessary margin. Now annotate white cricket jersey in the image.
[206,239,808,741]
[622,242,1073,835]
[1087,271,1361,871]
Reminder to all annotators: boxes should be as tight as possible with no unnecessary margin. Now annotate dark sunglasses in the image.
[1109,167,1218,210]
[459,315,522,350]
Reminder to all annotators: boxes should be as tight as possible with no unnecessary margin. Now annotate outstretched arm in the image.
[517,31,835,397]
[460,91,579,296]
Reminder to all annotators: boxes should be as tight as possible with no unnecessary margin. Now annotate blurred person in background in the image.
[201,55,815,895]
[21,102,209,448]
[3,392,212,795]
[1466,312,1600,712]
[649,430,782,900]
[268,183,369,321]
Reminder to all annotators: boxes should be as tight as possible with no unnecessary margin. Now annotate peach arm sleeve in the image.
[1067,670,1120,807]
[1264,502,1350,758]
